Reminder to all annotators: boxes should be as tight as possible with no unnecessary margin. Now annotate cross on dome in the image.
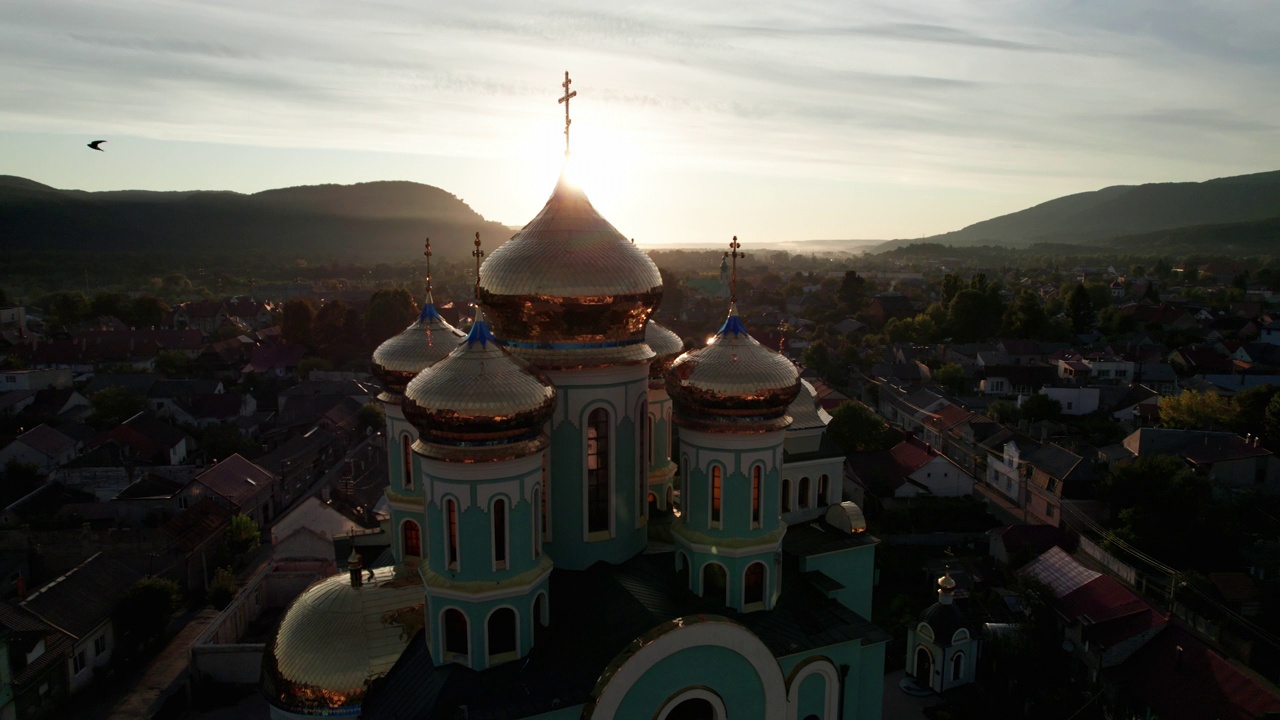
[472,232,485,297]
[558,71,577,156]
[725,236,744,303]
[423,237,433,292]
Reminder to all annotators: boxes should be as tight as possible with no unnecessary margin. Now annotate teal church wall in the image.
[611,645,768,720]
[799,544,876,619]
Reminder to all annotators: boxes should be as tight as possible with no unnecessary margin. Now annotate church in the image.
[262,75,888,720]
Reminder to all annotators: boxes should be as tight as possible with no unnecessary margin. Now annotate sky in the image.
[2,1,1279,248]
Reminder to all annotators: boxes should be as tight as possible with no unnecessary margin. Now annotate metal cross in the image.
[558,71,577,156]
[472,232,484,296]
[725,236,744,303]
[423,237,433,292]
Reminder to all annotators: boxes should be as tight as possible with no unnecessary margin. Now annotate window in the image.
[401,434,413,490]
[1046,503,1056,519]
[638,410,647,519]
[751,466,762,526]
[73,650,87,675]
[710,466,722,526]
[446,498,459,570]
[532,488,542,558]
[492,498,508,569]
[951,651,965,681]
[781,479,791,513]
[798,476,810,509]
[648,414,656,465]
[487,607,517,661]
[744,562,765,605]
[93,634,107,656]
[817,474,828,506]
[586,409,610,534]
[541,453,550,542]
[403,520,422,557]
[1066,401,1074,410]
[444,609,468,658]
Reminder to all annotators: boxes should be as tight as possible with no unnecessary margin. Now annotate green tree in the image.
[826,401,900,453]
[1020,393,1062,424]
[208,566,237,610]
[365,288,418,347]
[933,363,966,395]
[153,350,191,378]
[357,402,386,437]
[297,357,334,379]
[1000,289,1049,339]
[838,271,868,314]
[200,424,258,461]
[227,513,261,557]
[1066,284,1095,333]
[89,386,148,427]
[1158,389,1234,430]
[1232,384,1278,436]
[947,288,1003,342]
[40,291,91,329]
[281,298,318,349]
[116,576,182,648]
[986,400,1020,424]
[129,295,170,328]
[314,299,357,363]
[802,338,835,379]
[1098,455,1212,566]
[90,291,130,321]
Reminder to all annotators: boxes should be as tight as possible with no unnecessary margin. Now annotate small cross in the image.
[558,71,577,156]
[423,238,433,291]
[724,236,744,303]
[472,232,484,295]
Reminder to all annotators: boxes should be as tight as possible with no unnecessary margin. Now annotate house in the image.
[163,498,233,592]
[0,369,71,392]
[188,454,278,526]
[0,425,79,475]
[0,600,73,719]
[1022,442,1094,527]
[20,389,90,424]
[1038,385,1101,416]
[1121,428,1279,493]
[110,472,190,527]
[848,435,974,499]
[978,364,1058,397]
[865,294,915,326]
[987,524,1071,566]
[981,429,1037,507]
[20,554,141,693]
[1109,385,1161,428]
[90,413,190,465]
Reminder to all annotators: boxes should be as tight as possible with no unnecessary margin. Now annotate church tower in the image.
[402,238,558,670]
[644,320,683,510]
[476,74,663,570]
[370,238,463,573]
[665,238,801,612]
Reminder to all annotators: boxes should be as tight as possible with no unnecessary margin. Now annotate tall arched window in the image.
[403,520,421,557]
[702,563,727,604]
[798,476,811,509]
[648,414,656,465]
[540,453,550,542]
[744,562,765,605]
[443,608,468,657]
[751,465,762,526]
[586,408,610,533]
[487,607,517,661]
[532,488,542,559]
[492,498,508,569]
[638,408,647,520]
[401,434,413,490]
[818,474,829,505]
[951,651,965,681]
[781,479,791,513]
[710,466,722,526]
[445,498,459,570]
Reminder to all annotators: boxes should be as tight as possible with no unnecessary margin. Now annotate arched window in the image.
[532,488,542,559]
[402,520,421,557]
[648,414,656,465]
[781,479,791,513]
[710,465,722,526]
[702,563,727,604]
[798,476,811,509]
[540,453,550,542]
[638,408,647,519]
[665,698,717,720]
[750,465,762,526]
[492,498,507,569]
[818,474,829,505]
[401,434,413,490]
[445,498,459,570]
[744,562,765,605]
[487,607,517,660]
[951,651,965,681]
[443,608,468,657]
[586,408,610,533]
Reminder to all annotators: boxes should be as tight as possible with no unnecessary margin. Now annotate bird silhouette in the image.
[87,140,106,151]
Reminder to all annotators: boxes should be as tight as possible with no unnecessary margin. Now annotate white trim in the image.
[657,688,727,720]
[531,486,542,560]
[490,494,511,572]
[672,532,784,559]
[436,482,472,511]
[741,560,768,608]
[582,403,616,541]
[699,561,729,605]
[708,461,725,529]
[477,478,523,514]
[400,517,423,559]
[533,590,550,627]
[400,432,415,491]
[439,606,470,665]
[423,562,554,602]
[442,495,461,571]
[483,605,521,666]
[785,659,840,720]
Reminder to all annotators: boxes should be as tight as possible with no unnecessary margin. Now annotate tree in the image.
[947,288,1004,342]
[281,298,318,349]
[129,295,170,328]
[1066,284,1095,333]
[90,386,147,427]
[1020,393,1062,424]
[365,288,418,348]
[1000,289,1048,339]
[116,576,182,648]
[838,271,868,314]
[314,299,358,363]
[1158,389,1234,430]
[826,401,900,454]
[40,291,91,329]
[208,566,237,610]
[1098,455,1212,566]
[986,400,1020,424]
[200,424,258,461]
[802,339,835,379]
[933,363,966,395]
[227,513,261,557]
[1232,384,1278,436]
[357,402,386,437]
[153,350,191,378]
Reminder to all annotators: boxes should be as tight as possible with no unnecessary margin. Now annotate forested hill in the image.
[877,169,1280,251]
[0,176,514,262]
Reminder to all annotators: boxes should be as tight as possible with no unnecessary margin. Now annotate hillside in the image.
[0,177,513,262]
[878,169,1280,250]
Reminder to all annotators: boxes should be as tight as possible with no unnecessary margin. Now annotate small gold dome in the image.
[262,568,422,715]
[646,320,684,384]
[477,177,662,368]
[371,291,464,395]
[665,304,801,432]
[402,309,556,454]
[939,570,958,591]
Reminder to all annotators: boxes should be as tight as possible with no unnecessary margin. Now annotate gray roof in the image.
[22,554,141,639]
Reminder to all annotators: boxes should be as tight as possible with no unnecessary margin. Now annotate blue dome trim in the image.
[499,337,646,351]
[717,313,749,338]
[419,303,442,322]
[466,318,497,348]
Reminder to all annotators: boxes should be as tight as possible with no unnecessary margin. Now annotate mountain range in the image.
[876,169,1280,254]
[0,175,513,262]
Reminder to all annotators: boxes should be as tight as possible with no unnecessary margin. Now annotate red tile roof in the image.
[194,453,276,508]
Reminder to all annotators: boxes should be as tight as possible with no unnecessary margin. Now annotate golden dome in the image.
[262,567,423,715]
[402,308,556,456]
[938,569,958,591]
[665,303,801,432]
[646,320,684,384]
[371,290,464,396]
[477,176,662,369]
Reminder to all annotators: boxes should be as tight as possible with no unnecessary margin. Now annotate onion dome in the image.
[402,308,556,460]
[371,289,463,397]
[646,320,684,386]
[477,176,662,368]
[262,567,423,716]
[665,303,801,432]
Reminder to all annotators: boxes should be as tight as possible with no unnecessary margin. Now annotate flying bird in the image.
[87,140,106,151]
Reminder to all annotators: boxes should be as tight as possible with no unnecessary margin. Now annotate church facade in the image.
[263,80,887,720]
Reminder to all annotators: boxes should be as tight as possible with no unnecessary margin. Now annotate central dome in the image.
[477,176,662,369]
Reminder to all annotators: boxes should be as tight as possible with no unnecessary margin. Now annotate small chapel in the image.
[262,74,888,720]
